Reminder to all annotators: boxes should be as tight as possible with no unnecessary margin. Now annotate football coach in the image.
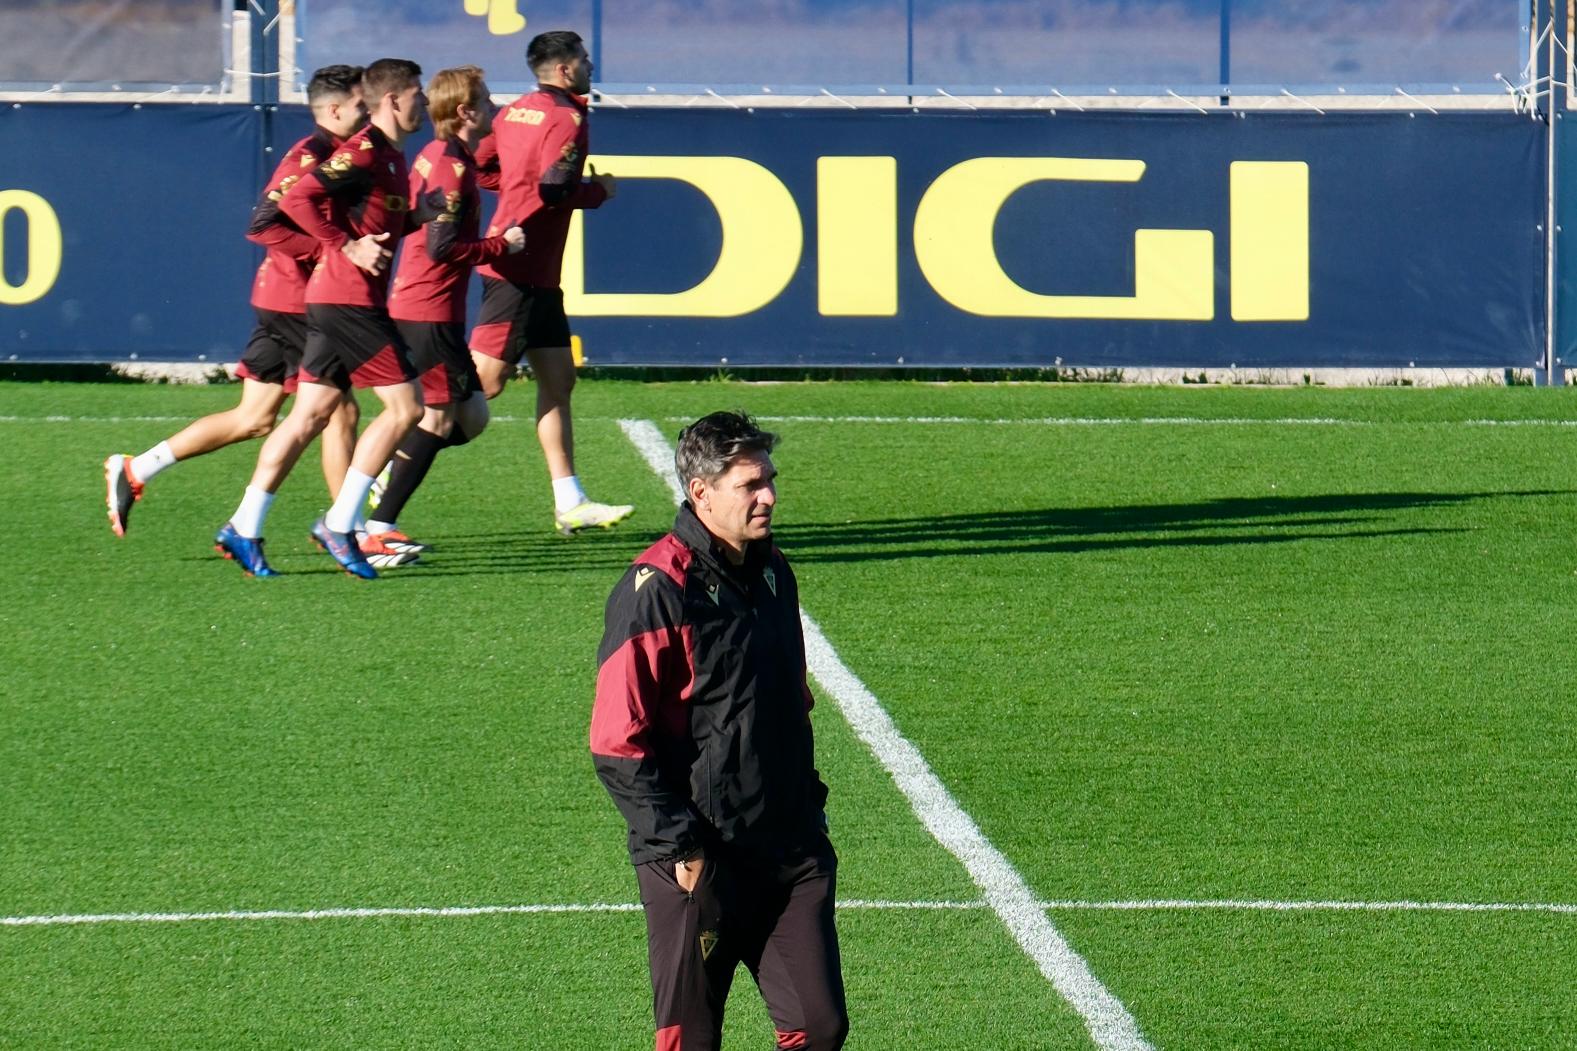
[591,411,847,1051]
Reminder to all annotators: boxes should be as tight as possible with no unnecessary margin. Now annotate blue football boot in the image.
[214,522,279,578]
[310,518,378,580]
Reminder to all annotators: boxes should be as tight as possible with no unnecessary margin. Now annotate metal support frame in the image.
[1541,0,1566,384]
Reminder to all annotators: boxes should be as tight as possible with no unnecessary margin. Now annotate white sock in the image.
[230,485,275,539]
[367,518,396,534]
[130,441,177,485]
[552,474,588,513]
[325,468,375,533]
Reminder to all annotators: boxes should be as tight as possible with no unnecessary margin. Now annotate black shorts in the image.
[396,319,481,407]
[469,278,572,365]
[301,304,417,391]
[236,309,308,392]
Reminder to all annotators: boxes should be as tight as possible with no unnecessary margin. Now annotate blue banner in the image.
[0,104,263,362]
[572,109,1544,368]
[0,105,1545,369]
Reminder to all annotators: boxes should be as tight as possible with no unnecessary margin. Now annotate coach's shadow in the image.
[774,489,1566,564]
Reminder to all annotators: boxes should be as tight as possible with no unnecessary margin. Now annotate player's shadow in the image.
[772,489,1567,564]
[378,525,662,578]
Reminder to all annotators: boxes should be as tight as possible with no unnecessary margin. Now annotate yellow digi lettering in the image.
[913,157,1213,320]
[563,156,802,318]
[817,157,898,316]
[0,189,64,307]
[463,0,526,36]
[1230,161,1309,321]
[504,107,545,125]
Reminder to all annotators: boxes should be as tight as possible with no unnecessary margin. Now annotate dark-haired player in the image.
[372,65,525,556]
[214,58,429,579]
[470,29,632,536]
[103,65,367,538]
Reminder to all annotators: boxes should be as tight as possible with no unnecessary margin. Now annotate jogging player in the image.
[373,65,525,556]
[470,29,632,536]
[103,65,367,538]
[593,412,847,1051]
[214,57,429,579]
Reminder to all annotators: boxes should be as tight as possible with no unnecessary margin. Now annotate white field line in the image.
[0,899,960,928]
[617,418,1152,1051]
[14,412,1577,427]
[8,896,1575,929]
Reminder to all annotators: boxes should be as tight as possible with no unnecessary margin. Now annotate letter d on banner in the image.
[563,156,802,317]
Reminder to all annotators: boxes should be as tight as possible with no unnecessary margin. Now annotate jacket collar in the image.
[364,123,391,151]
[537,83,589,111]
[674,502,770,580]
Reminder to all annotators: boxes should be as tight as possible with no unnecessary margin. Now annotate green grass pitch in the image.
[2,378,1576,1048]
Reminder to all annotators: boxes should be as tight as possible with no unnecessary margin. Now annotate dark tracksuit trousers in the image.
[635,841,848,1051]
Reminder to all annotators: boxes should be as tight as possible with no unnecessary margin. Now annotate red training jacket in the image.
[280,123,415,308]
[389,137,514,324]
[244,126,340,314]
[475,85,607,290]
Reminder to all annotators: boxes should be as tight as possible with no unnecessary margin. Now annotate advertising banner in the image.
[0,105,1545,368]
[0,104,263,362]
[573,109,1545,368]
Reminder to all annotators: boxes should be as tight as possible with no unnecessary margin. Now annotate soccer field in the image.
[4,378,1576,1049]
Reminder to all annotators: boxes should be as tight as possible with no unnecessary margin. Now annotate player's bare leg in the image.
[365,391,490,559]
[472,351,512,400]
[169,378,289,458]
[247,380,346,495]
[526,346,633,535]
[215,379,346,577]
[319,393,360,500]
[105,378,286,537]
[527,345,576,479]
[309,380,424,578]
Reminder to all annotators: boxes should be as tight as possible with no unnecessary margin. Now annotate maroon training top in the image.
[475,86,607,290]
[389,137,513,324]
[280,123,415,308]
[245,127,340,314]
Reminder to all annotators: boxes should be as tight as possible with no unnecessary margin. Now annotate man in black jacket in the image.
[592,411,847,1051]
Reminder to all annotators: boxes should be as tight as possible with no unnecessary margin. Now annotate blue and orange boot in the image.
[310,518,378,579]
[214,522,279,578]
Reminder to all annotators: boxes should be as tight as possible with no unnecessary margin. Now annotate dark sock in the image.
[443,420,471,448]
[377,426,446,525]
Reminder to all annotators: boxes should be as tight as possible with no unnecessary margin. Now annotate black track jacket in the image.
[592,504,829,865]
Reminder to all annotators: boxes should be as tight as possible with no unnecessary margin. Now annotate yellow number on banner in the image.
[463,0,526,36]
[0,190,63,307]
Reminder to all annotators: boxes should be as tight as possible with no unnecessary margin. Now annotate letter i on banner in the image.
[817,157,899,316]
[1230,162,1309,321]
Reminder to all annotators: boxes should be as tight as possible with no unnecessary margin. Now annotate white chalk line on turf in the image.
[616,418,1152,1051]
[9,897,1575,929]
[17,412,1577,428]
[0,900,961,928]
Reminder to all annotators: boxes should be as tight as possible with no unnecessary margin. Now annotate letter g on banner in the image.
[913,158,1214,320]
[563,156,802,317]
[0,190,63,307]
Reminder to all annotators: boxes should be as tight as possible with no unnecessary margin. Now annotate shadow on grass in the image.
[768,489,1567,564]
[183,490,1567,577]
